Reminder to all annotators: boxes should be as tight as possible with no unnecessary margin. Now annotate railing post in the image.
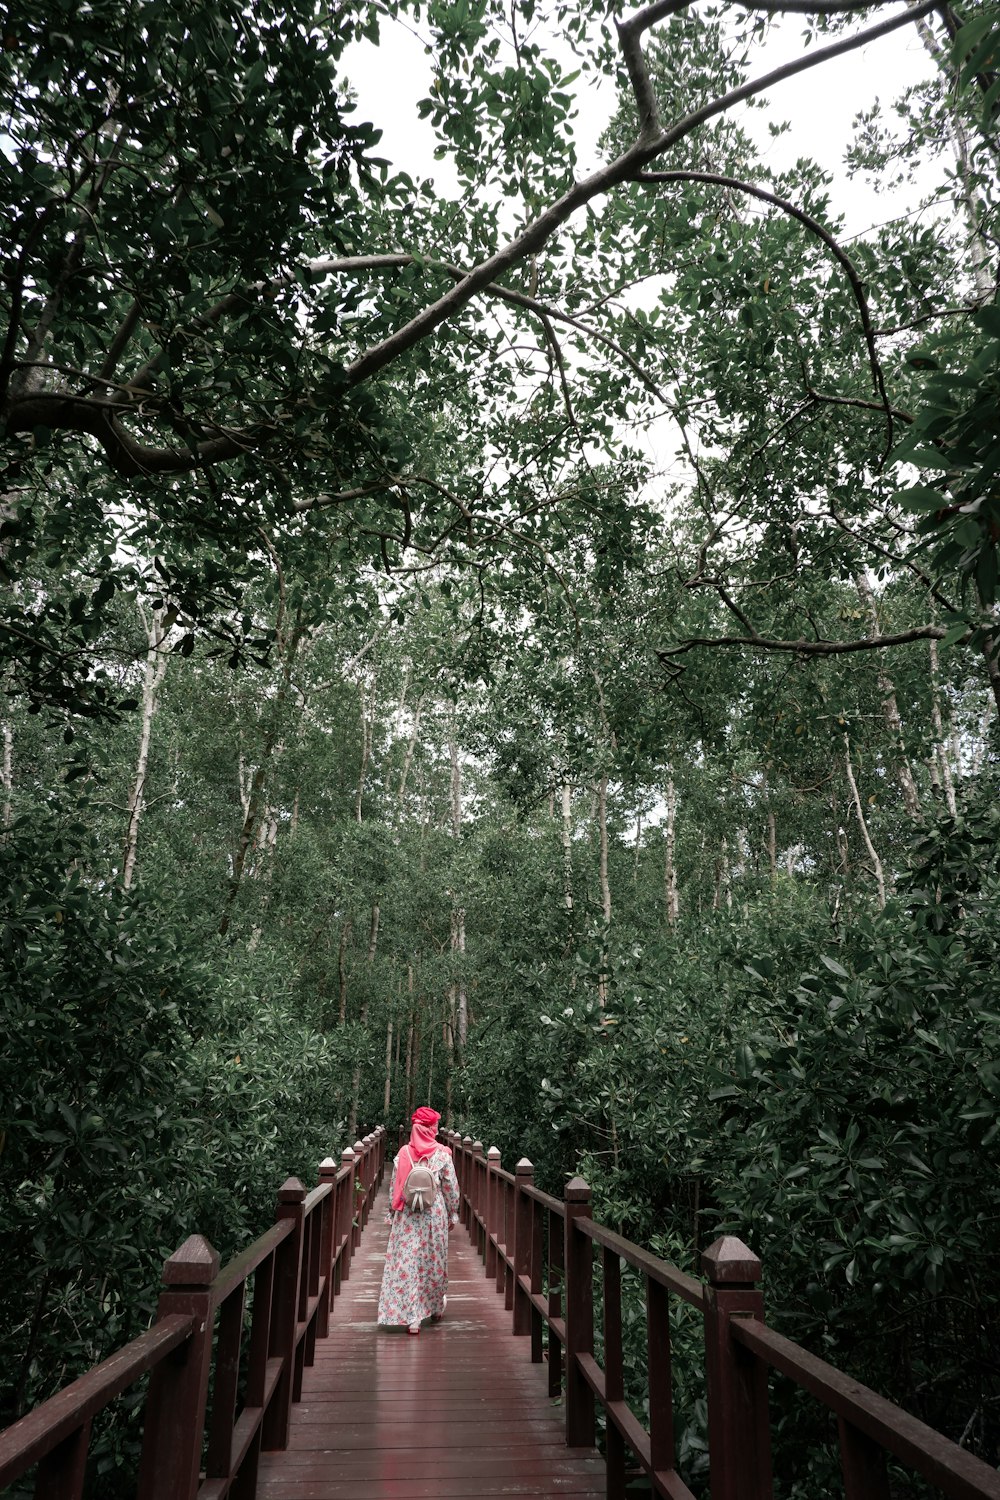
[702,1235,772,1500]
[261,1178,306,1452]
[338,1147,355,1282]
[137,1234,220,1500]
[352,1141,365,1248]
[461,1136,473,1227]
[485,1147,501,1279]
[471,1141,484,1249]
[512,1159,534,1336]
[564,1176,595,1449]
[316,1156,337,1339]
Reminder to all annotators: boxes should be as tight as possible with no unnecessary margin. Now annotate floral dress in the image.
[377,1145,460,1327]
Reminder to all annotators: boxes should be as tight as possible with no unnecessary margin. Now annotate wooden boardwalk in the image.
[256,1182,606,1500]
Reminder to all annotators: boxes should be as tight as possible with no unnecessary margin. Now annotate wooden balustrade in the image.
[443,1128,1000,1500]
[0,1127,387,1500]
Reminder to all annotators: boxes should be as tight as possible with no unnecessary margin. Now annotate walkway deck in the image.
[256,1182,606,1500]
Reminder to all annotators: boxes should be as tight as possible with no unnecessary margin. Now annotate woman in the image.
[377,1105,461,1335]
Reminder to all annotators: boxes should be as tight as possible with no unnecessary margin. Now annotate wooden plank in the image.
[257,1182,605,1500]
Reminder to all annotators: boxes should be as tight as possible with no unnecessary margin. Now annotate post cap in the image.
[353,1140,365,1152]
[564,1175,591,1202]
[515,1157,534,1174]
[473,1140,484,1154]
[278,1177,306,1203]
[319,1156,337,1175]
[463,1134,473,1145]
[487,1145,501,1161]
[163,1234,220,1286]
[341,1146,355,1161]
[701,1235,762,1285]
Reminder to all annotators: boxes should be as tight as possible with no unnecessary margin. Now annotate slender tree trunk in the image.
[971,699,993,778]
[2,716,13,831]
[122,604,170,890]
[561,784,574,913]
[844,736,887,909]
[766,808,777,884]
[664,775,679,928]
[448,725,468,1050]
[384,1017,393,1117]
[337,916,352,1025]
[928,640,958,816]
[633,808,642,883]
[355,677,372,824]
[596,774,611,1007]
[854,573,920,817]
[347,902,379,1140]
[396,696,422,807]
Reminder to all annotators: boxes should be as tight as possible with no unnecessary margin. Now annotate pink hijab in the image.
[391,1106,450,1210]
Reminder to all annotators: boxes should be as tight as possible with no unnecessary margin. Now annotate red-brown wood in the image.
[256,1179,606,1500]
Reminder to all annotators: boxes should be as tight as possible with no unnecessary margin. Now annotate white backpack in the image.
[401,1148,438,1213]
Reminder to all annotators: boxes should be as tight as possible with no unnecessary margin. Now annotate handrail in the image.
[443,1127,1000,1500]
[0,1126,387,1500]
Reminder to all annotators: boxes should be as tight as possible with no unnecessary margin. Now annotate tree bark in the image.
[664,775,679,929]
[2,715,12,831]
[854,573,920,817]
[122,604,170,891]
[337,916,352,1026]
[844,736,887,909]
[928,639,958,816]
[384,1017,393,1117]
[561,783,574,913]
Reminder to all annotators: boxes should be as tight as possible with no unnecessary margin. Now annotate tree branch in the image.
[659,624,949,659]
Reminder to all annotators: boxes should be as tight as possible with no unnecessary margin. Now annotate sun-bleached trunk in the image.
[355,677,373,824]
[122,604,170,891]
[766,808,777,884]
[2,717,13,831]
[928,640,958,816]
[561,784,574,913]
[396,696,422,808]
[596,773,610,1006]
[383,1017,393,1117]
[448,726,468,1052]
[664,775,679,929]
[337,915,352,1025]
[844,736,887,909]
[854,574,920,817]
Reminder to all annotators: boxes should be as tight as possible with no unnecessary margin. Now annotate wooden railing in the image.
[0,1128,386,1500]
[443,1130,1000,1500]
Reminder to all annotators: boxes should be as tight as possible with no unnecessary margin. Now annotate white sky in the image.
[342,6,944,239]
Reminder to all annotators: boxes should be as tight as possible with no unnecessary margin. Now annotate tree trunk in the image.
[121,604,170,890]
[561,783,574,913]
[2,715,12,831]
[355,676,372,824]
[448,725,468,1050]
[396,696,422,807]
[766,808,777,884]
[928,640,958,816]
[337,916,352,1026]
[383,1017,393,1117]
[664,775,679,928]
[854,573,920,817]
[844,736,887,909]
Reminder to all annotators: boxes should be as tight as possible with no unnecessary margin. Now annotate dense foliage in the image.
[2,0,1000,1493]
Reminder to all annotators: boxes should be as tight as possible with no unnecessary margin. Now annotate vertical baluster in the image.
[604,1247,627,1500]
[839,1418,890,1499]
[498,1171,510,1298]
[548,1204,564,1397]
[702,1236,772,1500]
[461,1136,473,1228]
[338,1147,355,1284]
[316,1157,337,1338]
[564,1177,595,1448]
[138,1234,220,1500]
[530,1192,544,1363]
[205,1284,245,1483]
[647,1276,674,1482]
[351,1141,365,1249]
[485,1147,501,1277]
[261,1179,306,1450]
[34,1421,90,1500]
[513,1159,534,1336]
[471,1141,484,1251]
